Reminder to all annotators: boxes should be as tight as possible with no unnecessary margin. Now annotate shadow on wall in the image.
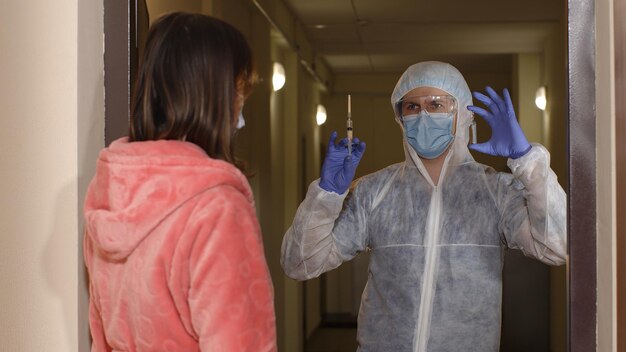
[42,182,82,349]
[42,98,101,348]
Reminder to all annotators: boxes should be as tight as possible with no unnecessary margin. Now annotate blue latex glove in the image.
[319,131,366,194]
[466,87,532,159]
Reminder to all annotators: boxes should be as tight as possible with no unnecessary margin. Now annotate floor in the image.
[303,326,548,352]
[304,327,358,352]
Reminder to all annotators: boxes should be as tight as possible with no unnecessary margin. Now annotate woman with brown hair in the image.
[83,12,276,351]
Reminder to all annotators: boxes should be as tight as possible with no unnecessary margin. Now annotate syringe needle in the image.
[347,94,353,156]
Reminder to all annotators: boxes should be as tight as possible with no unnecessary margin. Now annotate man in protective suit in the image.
[281,61,566,352]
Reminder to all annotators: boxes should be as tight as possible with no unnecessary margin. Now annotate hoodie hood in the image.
[84,137,252,261]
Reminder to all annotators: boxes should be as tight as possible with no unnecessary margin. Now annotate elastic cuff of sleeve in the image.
[318,181,344,195]
[314,179,349,197]
[509,145,532,159]
[507,143,549,177]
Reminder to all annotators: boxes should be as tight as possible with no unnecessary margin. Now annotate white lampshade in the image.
[316,104,327,126]
[272,62,286,91]
[535,86,547,111]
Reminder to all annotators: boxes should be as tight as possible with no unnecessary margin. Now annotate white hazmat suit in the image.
[281,61,566,352]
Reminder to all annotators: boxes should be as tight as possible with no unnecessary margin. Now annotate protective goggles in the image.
[395,95,457,120]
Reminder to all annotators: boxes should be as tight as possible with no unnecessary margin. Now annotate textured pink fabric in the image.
[83,137,277,352]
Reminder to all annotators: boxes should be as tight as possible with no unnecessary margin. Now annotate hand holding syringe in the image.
[347,94,353,155]
[317,93,366,194]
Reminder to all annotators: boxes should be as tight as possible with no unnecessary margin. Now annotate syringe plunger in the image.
[347,94,353,155]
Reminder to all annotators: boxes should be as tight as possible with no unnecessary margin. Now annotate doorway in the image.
[101,0,598,351]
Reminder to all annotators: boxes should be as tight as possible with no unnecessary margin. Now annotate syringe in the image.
[347,94,353,155]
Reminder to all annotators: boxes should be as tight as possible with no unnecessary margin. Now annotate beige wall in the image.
[514,53,544,145]
[596,0,617,351]
[0,0,104,351]
[146,0,202,22]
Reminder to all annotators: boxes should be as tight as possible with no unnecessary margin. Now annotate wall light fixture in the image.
[272,62,286,91]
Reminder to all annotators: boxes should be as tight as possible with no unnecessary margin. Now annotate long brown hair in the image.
[129,12,256,167]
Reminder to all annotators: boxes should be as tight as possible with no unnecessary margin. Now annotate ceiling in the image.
[281,0,564,74]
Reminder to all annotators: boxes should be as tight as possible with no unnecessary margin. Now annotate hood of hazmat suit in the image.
[391,61,475,181]
[281,61,566,352]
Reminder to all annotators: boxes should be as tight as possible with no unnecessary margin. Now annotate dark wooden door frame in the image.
[567,0,597,351]
[104,0,131,146]
[103,0,146,145]
[103,0,600,350]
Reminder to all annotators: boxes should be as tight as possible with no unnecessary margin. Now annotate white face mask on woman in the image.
[236,111,245,129]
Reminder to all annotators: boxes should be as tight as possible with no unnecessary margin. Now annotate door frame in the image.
[567,0,596,351]
[102,0,599,350]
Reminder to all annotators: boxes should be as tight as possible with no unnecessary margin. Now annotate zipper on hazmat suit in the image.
[412,150,452,352]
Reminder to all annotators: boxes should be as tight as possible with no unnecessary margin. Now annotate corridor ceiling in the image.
[282,0,564,74]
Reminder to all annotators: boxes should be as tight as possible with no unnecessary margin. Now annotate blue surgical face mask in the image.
[236,111,245,129]
[402,111,455,159]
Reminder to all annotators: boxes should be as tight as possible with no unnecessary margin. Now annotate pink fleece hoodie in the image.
[83,137,277,352]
